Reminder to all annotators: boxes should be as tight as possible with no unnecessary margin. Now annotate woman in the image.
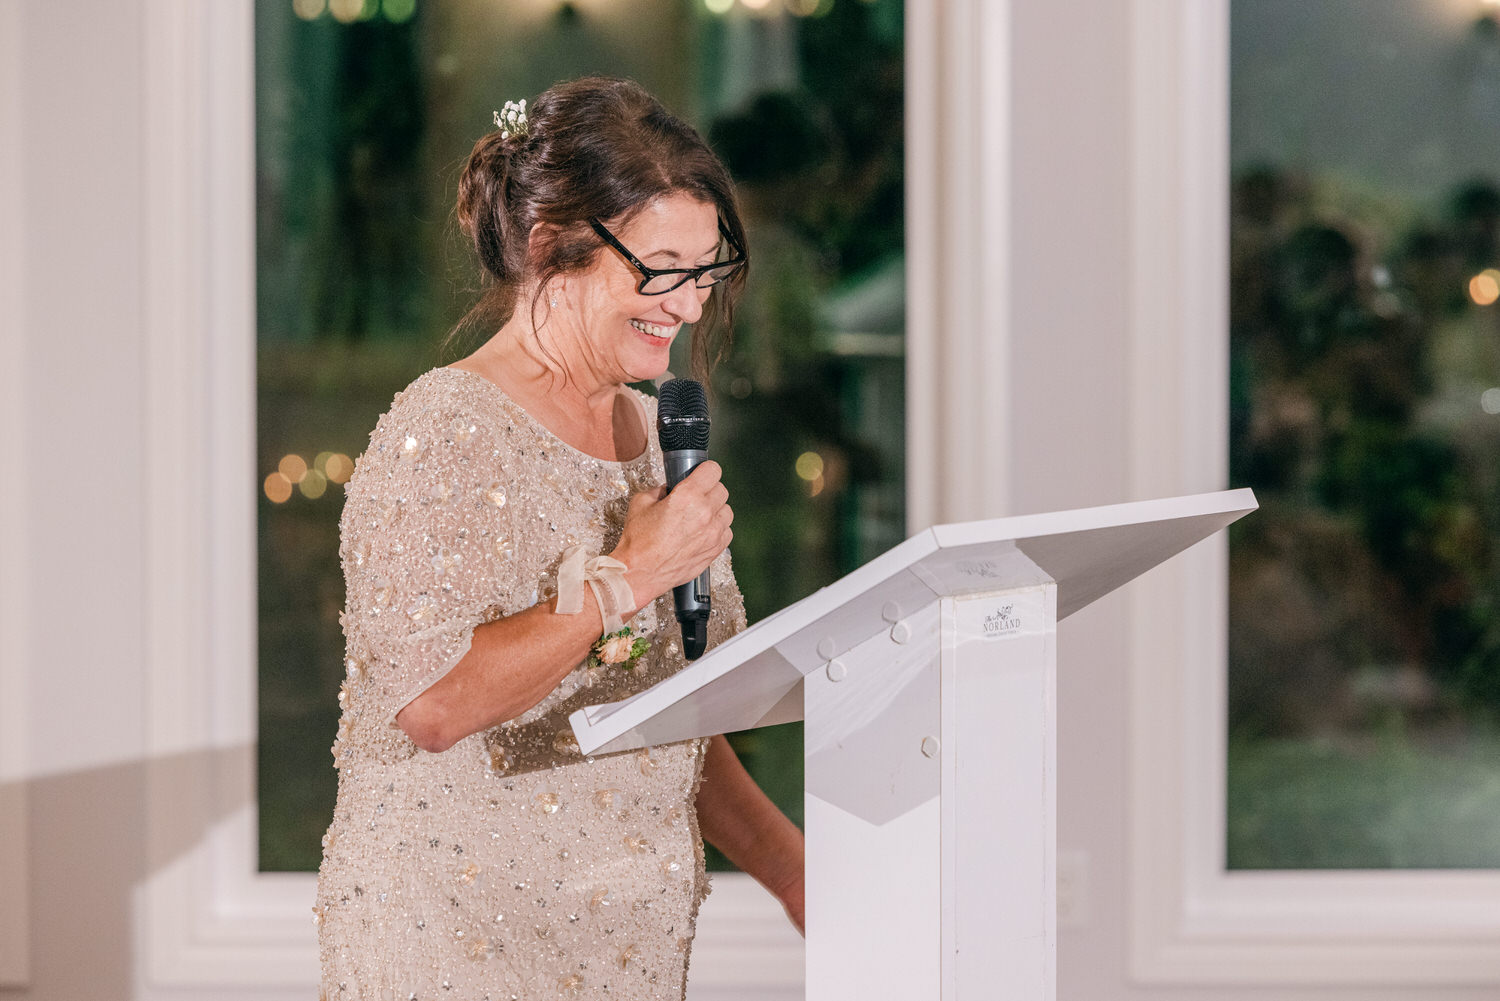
[315,78,804,999]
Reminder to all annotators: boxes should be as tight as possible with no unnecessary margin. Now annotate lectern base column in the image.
[804,584,1057,1001]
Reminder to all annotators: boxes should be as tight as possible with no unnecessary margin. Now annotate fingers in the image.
[678,460,723,493]
[614,462,732,599]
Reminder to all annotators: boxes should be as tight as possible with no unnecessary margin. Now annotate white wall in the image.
[5,1,150,998]
[5,0,1498,999]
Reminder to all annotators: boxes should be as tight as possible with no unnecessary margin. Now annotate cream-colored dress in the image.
[316,367,746,1000]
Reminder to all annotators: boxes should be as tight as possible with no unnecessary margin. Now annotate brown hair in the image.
[454,77,747,380]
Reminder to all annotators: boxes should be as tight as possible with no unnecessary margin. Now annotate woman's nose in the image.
[663,281,708,324]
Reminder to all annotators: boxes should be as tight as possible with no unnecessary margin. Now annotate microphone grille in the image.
[657,378,710,451]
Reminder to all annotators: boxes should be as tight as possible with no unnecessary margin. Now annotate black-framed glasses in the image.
[588,217,746,296]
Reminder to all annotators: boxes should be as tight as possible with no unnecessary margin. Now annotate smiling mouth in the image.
[630,319,677,339]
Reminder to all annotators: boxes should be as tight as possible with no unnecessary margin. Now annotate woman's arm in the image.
[696,733,806,934]
[395,586,612,752]
[396,463,733,753]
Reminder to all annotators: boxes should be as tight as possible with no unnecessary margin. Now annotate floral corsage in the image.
[588,626,649,671]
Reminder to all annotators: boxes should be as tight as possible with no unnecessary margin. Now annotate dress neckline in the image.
[437,366,653,468]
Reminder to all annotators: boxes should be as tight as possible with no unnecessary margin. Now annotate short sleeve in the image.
[338,375,522,727]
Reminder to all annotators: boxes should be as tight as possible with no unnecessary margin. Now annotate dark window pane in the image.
[1229,0,1500,869]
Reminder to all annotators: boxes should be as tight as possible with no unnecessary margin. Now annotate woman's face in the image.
[568,192,721,385]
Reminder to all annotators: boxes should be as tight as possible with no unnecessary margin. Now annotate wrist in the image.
[605,546,656,617]
[620,565,655,617]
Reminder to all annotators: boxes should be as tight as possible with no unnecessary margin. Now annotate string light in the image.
[279,454,309,484]
[795,451,824,481]
[329,0,365,23]
[267,449,352,499]
[299,469,330,500]
[383,0,417,22]
[1469,269,1500,306]
[326,453,356,484]
[264,472,294,504]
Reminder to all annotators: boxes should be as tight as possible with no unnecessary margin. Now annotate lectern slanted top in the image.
[570,488,1256,757]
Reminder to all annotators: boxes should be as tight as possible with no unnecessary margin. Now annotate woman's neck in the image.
[454,323,647,462]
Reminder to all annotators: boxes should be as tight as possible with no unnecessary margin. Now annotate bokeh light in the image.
[292,0,327,19]
[383,0,416,23]
[264,472,293,504]
[279,453,309,483]
[328,0,365,23]
[704,0,735,12]
[729,377,752,399]
[1483,388,1500,415]
[1469,269,1500,306]
[795,450,824,481]
[326,453,356,484]
[785,0,827,14]
[299,469,330,499]
[741,0,773,9]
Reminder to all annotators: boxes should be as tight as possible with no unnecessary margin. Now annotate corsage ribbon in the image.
[554,545,635,633]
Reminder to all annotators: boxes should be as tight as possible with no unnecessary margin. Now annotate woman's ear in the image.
[526,220,562,264]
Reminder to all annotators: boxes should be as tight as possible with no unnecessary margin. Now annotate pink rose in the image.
[599,634,635,664]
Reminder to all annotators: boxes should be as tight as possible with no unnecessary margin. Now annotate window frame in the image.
[0,0,30,984]
[1125,0,1500,985]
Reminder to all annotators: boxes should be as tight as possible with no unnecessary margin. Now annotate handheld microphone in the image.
[656,378,711,660]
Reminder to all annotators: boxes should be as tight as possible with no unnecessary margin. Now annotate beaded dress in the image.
[316,367,746,1000]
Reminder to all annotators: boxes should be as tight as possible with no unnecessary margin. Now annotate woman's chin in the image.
[632,363,672,384]
[623,348,675,384]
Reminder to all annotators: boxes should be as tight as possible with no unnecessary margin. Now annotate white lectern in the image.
[570,489,1257,1000]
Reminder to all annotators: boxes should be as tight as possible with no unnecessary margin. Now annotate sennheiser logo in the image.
[982,603,1022,638]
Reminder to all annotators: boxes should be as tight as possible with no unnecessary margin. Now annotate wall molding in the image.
[905,0,1012,531]
[140,0,305,986]
[1126,0,1500,985]
[0,0,32,986]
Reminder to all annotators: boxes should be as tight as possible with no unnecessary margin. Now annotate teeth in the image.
[630,319,674,339]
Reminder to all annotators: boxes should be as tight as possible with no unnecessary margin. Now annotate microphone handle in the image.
[663,449,710,659]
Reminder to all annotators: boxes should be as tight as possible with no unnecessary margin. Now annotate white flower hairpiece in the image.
[494,99,528,140]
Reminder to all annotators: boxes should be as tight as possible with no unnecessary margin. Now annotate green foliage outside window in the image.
[1228,169,1500,868]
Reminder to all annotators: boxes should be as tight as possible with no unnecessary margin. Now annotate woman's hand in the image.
[776,872,805,937]
[609,461,733,611]
[695,735,807,936]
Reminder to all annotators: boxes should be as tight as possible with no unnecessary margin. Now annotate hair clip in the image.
[493,99,528,140]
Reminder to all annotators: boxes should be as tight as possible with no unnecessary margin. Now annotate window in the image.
[1129,1,1500,984]
[254,0,906,873]
[1227,0,1500,872]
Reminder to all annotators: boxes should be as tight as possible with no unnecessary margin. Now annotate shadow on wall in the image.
[7,743,261,999]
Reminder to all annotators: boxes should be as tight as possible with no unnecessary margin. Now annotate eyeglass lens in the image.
[639,262,742,295]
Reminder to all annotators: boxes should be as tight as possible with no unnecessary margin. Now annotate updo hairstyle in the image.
[456,77,748,379]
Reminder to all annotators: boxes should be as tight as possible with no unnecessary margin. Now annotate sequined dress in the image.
[316,367,746,1000]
